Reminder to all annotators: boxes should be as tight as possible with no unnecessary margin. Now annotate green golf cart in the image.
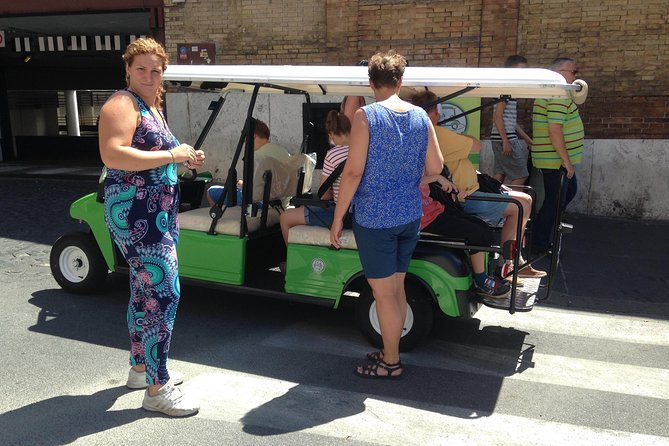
[50,64,579,351]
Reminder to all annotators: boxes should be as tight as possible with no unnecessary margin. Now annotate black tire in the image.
[354,280,434,352]
[50,232,108,294]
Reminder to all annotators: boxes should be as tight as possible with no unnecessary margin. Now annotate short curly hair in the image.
[368,50,407,89]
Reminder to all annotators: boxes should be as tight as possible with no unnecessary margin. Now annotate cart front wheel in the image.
[50,232,108,294]
[355,281,434,352]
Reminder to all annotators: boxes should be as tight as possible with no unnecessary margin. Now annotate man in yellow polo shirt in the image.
[531,57,584,251]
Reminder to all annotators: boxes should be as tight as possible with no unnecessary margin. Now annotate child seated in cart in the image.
[279,110,352,244]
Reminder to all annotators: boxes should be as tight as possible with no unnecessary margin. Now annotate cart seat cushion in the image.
[288,225,357,250]
[252,152,316,203]
[179,206,281,235]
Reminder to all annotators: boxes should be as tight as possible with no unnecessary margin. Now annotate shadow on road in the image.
[241,385,367,436]
[543,214,669,318]
[28,280,531,433]
[0,387,144,446]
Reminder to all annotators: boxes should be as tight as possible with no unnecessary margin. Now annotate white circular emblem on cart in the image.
[438,102,468,134]
[311,258,326,273]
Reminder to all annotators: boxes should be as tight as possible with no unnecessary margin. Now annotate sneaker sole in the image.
[127,375,184,389]
[142,403,199,417]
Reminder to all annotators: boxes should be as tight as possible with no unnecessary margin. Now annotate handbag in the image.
[477,172,504,194]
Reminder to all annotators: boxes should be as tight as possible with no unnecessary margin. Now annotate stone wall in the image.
[167,92,669,220]
[479,140,669,221]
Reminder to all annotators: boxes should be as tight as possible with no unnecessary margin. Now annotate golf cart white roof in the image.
[164,64,576,99]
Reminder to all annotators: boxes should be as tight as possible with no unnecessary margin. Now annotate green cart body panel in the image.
[407,260,471,318]
[68,193,247,285]
[68,193,472,318]
[284,244,360,307]
[285,243,471,316]
[177,230,246,285]
[69,193,116,272]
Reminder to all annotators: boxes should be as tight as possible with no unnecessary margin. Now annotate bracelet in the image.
[168,149,175,164]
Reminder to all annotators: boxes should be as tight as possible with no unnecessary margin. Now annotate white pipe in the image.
[65,90,80,136]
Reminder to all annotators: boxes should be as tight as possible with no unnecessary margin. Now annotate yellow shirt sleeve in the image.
[435,127,473,163]
[435,127,479,198]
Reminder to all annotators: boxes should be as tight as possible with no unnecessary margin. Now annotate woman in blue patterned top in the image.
[330,50,443,379]
[99,38,204,416]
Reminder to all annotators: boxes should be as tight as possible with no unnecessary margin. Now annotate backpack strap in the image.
[317,160,346,199]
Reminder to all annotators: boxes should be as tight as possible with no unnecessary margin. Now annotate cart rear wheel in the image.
[50,232,108,294]
[355,281,434,352]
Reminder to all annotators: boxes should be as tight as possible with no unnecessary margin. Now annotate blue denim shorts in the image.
[461,190,509,226]
[303,206,335,228]
[207,185,243,206]
[353,218,420,279]
[208,185,262,209]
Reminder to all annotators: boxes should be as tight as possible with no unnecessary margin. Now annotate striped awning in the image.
[12,34,147,53]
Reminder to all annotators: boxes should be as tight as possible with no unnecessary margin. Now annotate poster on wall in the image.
[177,43,216,65]
[438,97,481,167]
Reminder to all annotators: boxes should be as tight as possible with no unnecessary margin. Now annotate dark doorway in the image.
[303,102,341,169]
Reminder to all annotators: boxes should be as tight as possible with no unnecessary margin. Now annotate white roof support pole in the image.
[65,90,80,137]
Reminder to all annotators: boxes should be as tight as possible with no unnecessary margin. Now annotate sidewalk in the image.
[0,162,101,180]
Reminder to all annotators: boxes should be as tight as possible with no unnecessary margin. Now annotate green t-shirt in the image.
[255,142,290,166]
[531,98,584,169]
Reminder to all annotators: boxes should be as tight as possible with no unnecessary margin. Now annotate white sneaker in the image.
[142,385,200,417]
[126,368,184,389]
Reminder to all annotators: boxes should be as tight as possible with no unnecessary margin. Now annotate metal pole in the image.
[65,90,80,136]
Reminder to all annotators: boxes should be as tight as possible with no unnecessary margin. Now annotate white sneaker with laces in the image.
[126,368,184,389]
[142,385,200,417]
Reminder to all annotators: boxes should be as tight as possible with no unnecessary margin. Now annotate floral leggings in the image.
[104,183,180,385]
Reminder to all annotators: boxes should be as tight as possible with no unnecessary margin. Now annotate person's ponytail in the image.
[325,110,351,135]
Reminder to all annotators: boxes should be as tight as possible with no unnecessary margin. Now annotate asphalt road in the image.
[1,177,668,446]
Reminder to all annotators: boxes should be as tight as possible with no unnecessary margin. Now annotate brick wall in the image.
[164,0,327,64]
[516,0,669,139]
[354,0,483,66]
[163,0,669,138]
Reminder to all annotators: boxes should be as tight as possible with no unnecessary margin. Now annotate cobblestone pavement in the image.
[0,177,99,283]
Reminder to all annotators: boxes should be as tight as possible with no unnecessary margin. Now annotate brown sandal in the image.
[366,350,384,362]
[355,360,403,379]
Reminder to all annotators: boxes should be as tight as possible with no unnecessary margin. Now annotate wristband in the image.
[168,149,175,164]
